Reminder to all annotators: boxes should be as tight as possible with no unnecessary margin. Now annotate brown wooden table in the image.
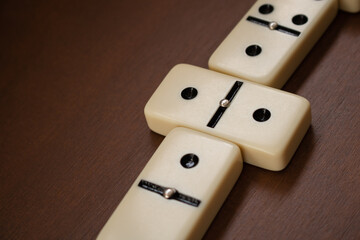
[1,1,359,239]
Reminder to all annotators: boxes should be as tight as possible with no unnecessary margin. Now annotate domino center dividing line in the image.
[138,179,201,207]
[207,81,243,128]
[246,16,301,37]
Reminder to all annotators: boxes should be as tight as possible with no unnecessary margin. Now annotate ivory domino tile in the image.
[97,127,242,240]
[145,64,311,171]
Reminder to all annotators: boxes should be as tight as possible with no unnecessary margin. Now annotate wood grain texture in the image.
[0,0,359,239]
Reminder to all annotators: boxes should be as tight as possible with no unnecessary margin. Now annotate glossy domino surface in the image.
[145,64,311,171]
[209,0,338,88]
[97,127,242,240]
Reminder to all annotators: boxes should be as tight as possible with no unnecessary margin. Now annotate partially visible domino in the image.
[339,0,360,13]
[145,64,311,171]
[97,127,242,240]
[208,0,338,88]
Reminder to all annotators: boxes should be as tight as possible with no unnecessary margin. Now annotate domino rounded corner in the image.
[170,63,196,72]
[233,146,244,172]
[207,55,217,70]
[268,156,292,172]
[299,96,312,123]
[264,163,288,172]
[143,111,173,137]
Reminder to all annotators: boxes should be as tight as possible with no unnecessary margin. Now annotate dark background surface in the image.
[1,0,359,239]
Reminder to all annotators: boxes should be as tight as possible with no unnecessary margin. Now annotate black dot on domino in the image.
[246,45,262,56]
[181,87,198,100]
[253,108,271,122]
[292,14,308,25]
[259,4,274,14]
[180,154,199,169]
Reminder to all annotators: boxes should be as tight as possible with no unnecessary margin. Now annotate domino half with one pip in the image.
[97,127,242,240]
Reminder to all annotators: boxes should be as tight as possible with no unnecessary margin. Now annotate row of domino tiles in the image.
[97,1,359,239]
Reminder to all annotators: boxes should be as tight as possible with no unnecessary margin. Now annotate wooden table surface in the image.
[1,0,359,239]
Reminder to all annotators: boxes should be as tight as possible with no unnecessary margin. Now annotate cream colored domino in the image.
[97,127,242,240]
[145,64,311,171]
[339,0,360,12]
[208,0,338,88]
